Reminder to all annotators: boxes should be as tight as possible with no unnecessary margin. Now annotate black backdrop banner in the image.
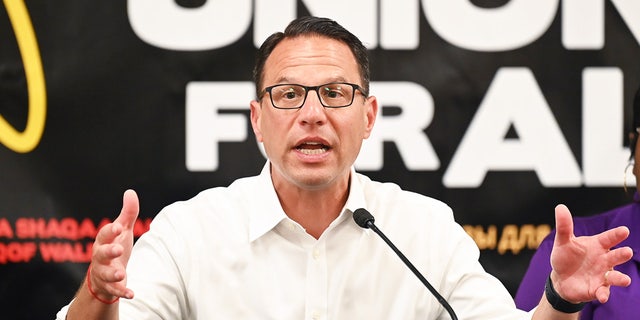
[1,1,640,319]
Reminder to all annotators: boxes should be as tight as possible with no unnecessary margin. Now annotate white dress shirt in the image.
[57,162,533,319]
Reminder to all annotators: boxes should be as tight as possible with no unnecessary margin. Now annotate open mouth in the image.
[296,142,330,155]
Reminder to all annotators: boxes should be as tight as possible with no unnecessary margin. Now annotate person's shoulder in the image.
[183,174,265,205]
[355,173,453,220]
[572,201,638,235]
[153,175,263,225]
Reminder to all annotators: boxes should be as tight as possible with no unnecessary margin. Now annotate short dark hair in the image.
[252,16,370,99]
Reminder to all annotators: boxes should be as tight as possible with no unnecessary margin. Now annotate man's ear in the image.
[250,100,264,142]
[363,96,378,139]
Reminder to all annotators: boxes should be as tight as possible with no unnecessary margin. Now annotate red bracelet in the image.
[86,265,120,304]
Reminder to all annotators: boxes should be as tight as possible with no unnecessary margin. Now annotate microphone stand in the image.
[354,208,458,320]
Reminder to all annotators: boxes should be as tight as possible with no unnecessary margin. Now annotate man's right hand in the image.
[89,189,139,301]
[66,189,139,320]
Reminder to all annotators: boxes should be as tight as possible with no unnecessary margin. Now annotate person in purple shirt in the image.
[515,86,640,319]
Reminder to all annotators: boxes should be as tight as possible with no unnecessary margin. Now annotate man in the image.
[58,16,632,319]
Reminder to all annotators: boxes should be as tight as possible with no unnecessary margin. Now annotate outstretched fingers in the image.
[594,268,631,303]
[592,226,633,296]
[87,189,140,301]
[88,262,134,300]
[596,226,631,252]
[604,268,632,288]
[94,190,139,248]
[550,203,634,304]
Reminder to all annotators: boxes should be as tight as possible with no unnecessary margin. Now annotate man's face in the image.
[250,35,377,191]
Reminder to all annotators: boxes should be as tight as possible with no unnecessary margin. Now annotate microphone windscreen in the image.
[353,208,375,228]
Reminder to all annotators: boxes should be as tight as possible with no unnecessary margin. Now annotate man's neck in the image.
[274,177,350,239]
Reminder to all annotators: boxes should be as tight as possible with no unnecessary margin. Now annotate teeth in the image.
[299,147,327,155]
[296,141,329,154]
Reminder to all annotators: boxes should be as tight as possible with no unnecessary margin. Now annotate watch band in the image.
[544,275,586,313]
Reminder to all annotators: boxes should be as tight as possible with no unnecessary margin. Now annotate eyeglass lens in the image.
[269,83,355,109]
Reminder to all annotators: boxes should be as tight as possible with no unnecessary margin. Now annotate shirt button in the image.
[312,249,320,260]
[311,310,320,320]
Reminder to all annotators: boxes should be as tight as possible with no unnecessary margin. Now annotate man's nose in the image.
[298,89,327,124]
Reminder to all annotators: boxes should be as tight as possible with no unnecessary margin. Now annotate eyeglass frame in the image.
[259,82,368,110]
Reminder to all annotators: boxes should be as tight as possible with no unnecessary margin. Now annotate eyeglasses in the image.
[261,82,367,109]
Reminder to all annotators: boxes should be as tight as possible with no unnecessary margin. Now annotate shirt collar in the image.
[328,167,368,232]
[343,167,367,221]
[248,162,288,242]
[247,163,367,241]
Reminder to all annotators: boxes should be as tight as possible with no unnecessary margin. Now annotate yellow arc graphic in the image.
[1,0,46,153]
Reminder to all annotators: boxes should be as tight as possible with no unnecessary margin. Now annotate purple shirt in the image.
[515,194,640,319]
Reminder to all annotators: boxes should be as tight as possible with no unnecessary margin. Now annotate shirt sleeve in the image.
[119,209,190,319]
[440,218,532,320]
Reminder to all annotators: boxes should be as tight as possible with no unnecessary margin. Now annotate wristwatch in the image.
[544,275,586,313]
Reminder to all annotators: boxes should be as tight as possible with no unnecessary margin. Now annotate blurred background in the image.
[1,1,639,319]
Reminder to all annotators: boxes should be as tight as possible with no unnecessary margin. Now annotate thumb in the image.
[115,189,139,230]
[553,204,574,247]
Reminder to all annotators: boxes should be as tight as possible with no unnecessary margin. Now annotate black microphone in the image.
[353,208,458,320]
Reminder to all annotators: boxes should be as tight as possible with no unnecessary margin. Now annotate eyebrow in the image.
[271,76,350,85]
